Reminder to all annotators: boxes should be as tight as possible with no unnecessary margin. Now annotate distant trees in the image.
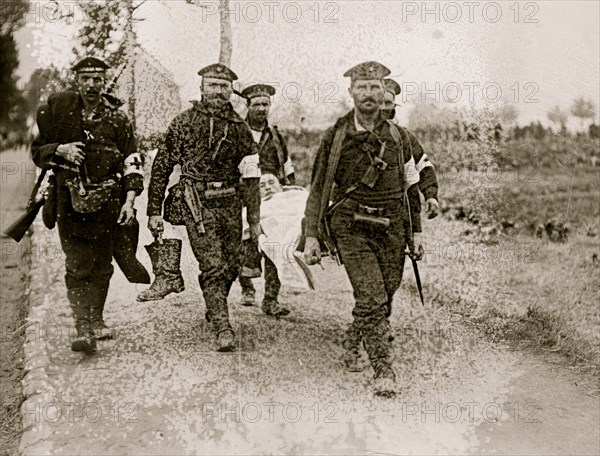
[547,105,569,133]
[0,0,29,143]
[571,97,596,129]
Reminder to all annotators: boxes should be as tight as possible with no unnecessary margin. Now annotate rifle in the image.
[3,170,47,242]
[3,62,127,243]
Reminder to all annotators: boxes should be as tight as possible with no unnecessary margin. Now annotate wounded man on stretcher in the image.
[239,173,315,317]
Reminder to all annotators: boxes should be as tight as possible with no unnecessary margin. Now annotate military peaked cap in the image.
[384,78,401,96]
[197,63,238,81]
[343,61,391,81]
[241,84,276,100]
[71,57,109,73]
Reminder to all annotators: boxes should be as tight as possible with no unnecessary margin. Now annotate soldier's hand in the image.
[426,198,440,219]
[148,215,164,242]
[303,236,321,265]
[410,232,425,261]
[56,142,86,166]
[249,223,262,243]
[117,203,135,226]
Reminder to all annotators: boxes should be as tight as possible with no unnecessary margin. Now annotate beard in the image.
[204,94,228,110]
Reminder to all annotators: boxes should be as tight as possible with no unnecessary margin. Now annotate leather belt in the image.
[336,198,403,217]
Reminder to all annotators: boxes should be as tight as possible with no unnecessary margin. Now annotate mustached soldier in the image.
[303,61,424,396]
[146,63,261,352]
[31,57,144,353]
[237,83,293,315]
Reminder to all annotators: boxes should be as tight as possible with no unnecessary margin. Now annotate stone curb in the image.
[19,220,56,456]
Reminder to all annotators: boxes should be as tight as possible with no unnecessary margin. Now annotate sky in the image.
[15,0,600,130]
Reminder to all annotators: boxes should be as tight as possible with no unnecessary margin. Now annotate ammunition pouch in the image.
[65,177,117,214]
[204,181,237,200]
[336,199,401,236]
[163,182,189,226]
[351,212,391,235]
[42,174,57,229]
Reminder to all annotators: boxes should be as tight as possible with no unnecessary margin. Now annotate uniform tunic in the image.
[32,92,143,290]
[304,109,422,367]
[251,123,295,184]
[147,100,260,333]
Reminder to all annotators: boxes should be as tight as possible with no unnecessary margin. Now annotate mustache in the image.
[360,97,376,103]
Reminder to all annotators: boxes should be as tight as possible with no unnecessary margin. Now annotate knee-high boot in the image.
[67,288,96,353]
[90,284,114,340]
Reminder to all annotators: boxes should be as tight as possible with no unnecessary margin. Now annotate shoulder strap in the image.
[269,126,287,179]
[317,122,348,225]
[386,119,417,246]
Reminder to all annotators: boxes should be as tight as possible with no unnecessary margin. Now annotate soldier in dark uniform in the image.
[146,63,261,352]
[32,57,144,353]
[302,61,425,396]
[382,78,439,231]
[237,84,293,315]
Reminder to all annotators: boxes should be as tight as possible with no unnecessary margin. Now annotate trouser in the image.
[330,208,406,369]
[58,224,114,334]
[239,254,281,302]
[185,199,242,334]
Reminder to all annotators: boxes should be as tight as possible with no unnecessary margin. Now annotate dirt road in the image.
[12,147,599,455]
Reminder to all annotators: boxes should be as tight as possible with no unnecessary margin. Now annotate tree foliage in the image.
[570,97,597,125]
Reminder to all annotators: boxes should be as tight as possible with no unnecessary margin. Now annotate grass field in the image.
[289,135,600,369]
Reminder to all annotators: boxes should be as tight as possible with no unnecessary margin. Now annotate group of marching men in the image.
[31,57,438,397]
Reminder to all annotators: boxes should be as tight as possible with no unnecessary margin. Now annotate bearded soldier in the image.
[31,57,144,353]
[303,61,424,396]
[146,63,261,352]
[237,83,293,315]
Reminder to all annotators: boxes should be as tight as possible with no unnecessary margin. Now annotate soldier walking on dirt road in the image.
[146,63,261,352]
[31,57,144,354]
[237,83,294,316]
[303,61,425,396]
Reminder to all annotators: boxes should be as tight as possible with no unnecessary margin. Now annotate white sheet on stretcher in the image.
[243,186,315,291]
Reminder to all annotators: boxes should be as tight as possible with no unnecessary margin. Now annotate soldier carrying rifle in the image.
[31,57,145,354]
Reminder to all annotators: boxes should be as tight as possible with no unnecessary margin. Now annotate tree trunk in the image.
[218,0,232,66]
[124,2,137,131]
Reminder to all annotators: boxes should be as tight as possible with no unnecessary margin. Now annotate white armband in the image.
[404,156,420,190]
[284,157,295,176]
[416,153,434,173]
[239,153,261,178]
[124,152,144,177]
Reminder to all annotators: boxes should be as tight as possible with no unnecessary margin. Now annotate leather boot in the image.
[363,318,396,397]
[261,299,290,317]
[137,239,185,301]
[238,277,256,306]
[90,285,115,340]
[67,288,96,353]
[215,329,235,352]
[342,321,366,372]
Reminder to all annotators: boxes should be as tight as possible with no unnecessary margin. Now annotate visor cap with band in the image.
[343,61,391,81]
[241,84,276,101]
[71,57,109,74]
[197,63,238,81]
